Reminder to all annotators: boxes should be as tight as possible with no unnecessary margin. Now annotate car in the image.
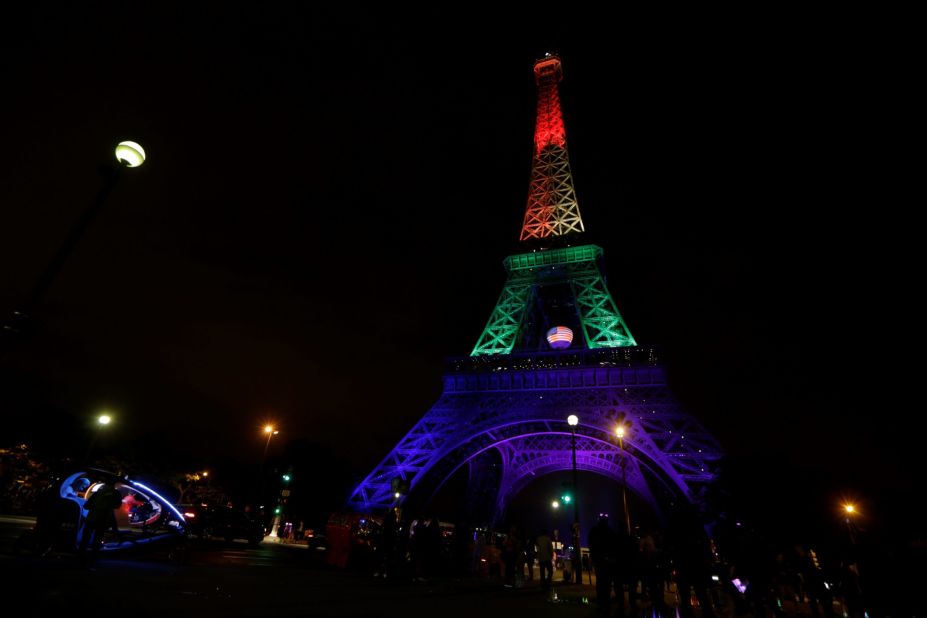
[181,504,265,546]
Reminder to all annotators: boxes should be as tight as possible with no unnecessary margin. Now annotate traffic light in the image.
[282,474,291,483]
[274,506,281,514]
[561,493,572,504]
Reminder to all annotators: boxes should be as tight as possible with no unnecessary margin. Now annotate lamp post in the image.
[262,425,279,462]
[84,413,113,465]
[3,141,146,345]
[843,503,858,545]
[616,424,631,535]
[15,142,146,329]
[257,425,278,513]
[567,414,582,584]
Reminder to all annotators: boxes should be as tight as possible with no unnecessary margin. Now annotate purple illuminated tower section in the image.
[346,55,722,525]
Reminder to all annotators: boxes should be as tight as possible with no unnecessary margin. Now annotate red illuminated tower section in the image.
[520,54,585,241]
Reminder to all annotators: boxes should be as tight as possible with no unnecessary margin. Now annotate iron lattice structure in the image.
[520,54,584,241]
[347,54,722,522]
[471,245,636,356]
[347,350,722,521]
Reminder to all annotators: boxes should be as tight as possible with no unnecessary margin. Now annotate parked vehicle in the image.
[16,468,188,561]
[181,504,265,546]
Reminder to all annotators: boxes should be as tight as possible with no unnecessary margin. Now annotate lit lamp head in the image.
[615,425,626,439]
[567,414,579,427]
[264,425,278,435]
[844,503,856,515]
[98,414,112,426]
[115,140,146,168]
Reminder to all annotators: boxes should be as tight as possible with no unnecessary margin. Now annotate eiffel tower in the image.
[347,54,722,527]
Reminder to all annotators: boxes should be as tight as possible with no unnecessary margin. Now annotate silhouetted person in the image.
[615,520,640,618]
[536,529,554,590]
[32,479,80,556]
[640,533,670,618]
[524,532,537,581]
[424,516,442,578]
[589,514,618,613]
[502,525,519,587]
[374,507,400,578]
[665,502,716,618]
[795,545,834,618]
[78,481,122,563]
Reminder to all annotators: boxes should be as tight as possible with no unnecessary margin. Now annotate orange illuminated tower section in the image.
[520,54,584,241]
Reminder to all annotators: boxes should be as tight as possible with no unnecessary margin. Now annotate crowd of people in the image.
[329,503,880,618]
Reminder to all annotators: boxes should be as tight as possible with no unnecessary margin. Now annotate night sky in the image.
[1,7,918,526]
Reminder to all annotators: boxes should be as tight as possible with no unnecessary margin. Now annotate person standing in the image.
[78,480,123,563]
[524,533,537,581]
[589,514,618,613]
[536,529,555,591]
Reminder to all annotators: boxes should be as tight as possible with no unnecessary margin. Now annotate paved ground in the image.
[4,554,603,618]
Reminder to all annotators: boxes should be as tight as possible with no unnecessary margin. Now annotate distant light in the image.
[567,414,579,427]
[394,492,401,499]
[115,141,145,167]
[546,326,573,349]
[844,504,856,514]
[551,500,560,509]
[616,425,626,439]
[282,474,291,482]
[202,471,208,477]
[98,414,112,426]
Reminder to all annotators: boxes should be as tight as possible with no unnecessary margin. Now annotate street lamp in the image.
[616,424,631,535]
[566,413,582,584]
[843,503,858,544]
[19,141,147,323]
[115,141,146,168]
[257,424,279,513]
[262,424,279,461]
[84,412,113,464]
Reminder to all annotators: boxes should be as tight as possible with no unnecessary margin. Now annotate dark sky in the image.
[1,7,918,516]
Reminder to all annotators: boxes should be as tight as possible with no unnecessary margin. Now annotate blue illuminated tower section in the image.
[347,55,722,525]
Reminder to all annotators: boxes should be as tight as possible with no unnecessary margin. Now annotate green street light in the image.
[282,474,291,482]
